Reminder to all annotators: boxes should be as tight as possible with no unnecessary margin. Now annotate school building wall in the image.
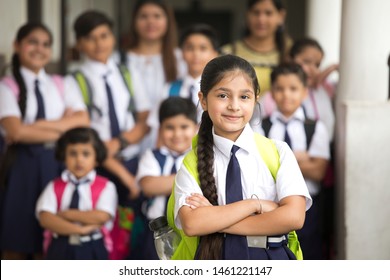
[0,0,389,260]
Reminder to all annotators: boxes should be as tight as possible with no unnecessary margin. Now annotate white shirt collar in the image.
[212,123,256,158]
[159,146,190,158]
[183,75,201,88]
[271,107,306,123]
[81,57,117,77]
[20,66,46,87]
[61,169,97,184]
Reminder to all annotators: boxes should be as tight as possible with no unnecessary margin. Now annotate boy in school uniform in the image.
[136,97,198,259]
[260,63,330,260]
[147,24,219,147]
[70,11,151,259]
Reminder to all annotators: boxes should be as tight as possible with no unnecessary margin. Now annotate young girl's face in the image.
[77,24,115,64]
[200,71,256,142]
[271,74,308,118]
[160,115,197,154]
[246,0,285,40]
[293,46,323,88]
[135,4,168,42]
[14,28,52,74]
[182,34,218,78]
[65,142,97,179]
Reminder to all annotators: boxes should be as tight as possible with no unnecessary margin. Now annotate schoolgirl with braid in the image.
[0,23,88,259]
[172,54,312,260]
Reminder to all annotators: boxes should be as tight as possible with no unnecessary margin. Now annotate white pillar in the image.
[306,0,342,81]
[335,0,390,259]
[0,0,27,63]
[42,0,61,62]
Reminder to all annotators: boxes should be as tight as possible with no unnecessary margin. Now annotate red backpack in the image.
[43,175,132,260]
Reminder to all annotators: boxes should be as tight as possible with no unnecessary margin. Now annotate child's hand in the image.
[185,193,212,209]
[105,139,120,158]
[294,151,310,163]
[58,209,77,221]
[79,224,101,235]
[62,108,75,118]
[314,63,339,88]
[124,176,140,200]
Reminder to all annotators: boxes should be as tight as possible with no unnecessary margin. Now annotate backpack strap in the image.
[53,178,68,211]
[117,64,136,120]
[90,175,109,209]
[2,77,19,98]
[72,70,102,117]
[254,133,280,181]
[303,118,317,149]
[261,117,273,138]
[51,75,64,100]
[152,149,167,174]
[169,80,183,97]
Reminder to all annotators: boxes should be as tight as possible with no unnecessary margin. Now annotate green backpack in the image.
[166,133,303,260]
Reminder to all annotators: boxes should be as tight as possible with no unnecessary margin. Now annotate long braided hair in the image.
[196,55,260,259]
[0,23,52,188]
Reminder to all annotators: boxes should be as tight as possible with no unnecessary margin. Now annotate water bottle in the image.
[149,216,181,260]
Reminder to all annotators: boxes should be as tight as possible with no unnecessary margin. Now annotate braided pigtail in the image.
[11,53,27,118]
[195,111,224,259]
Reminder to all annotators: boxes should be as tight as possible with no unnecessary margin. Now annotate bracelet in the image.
[251,194,263,214]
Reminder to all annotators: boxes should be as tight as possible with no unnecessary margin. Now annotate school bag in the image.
[261,116,317,149]
[166,134,304,260]
[72,64,136,119]
[43,175,133,260]
[168,80,183,97]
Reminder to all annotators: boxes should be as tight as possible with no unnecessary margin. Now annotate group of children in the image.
[0,0,337,260]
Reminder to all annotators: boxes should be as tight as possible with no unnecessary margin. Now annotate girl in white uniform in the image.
[0,23,88,259]
[174,55,312,260]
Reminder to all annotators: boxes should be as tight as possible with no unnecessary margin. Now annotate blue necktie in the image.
[103,75,120,138]
[224,145,249,259]
[34,79,45,119]
[69,179,89,209]
[170,155,178,174]
[188,85,195,103]
[278,118,292,148]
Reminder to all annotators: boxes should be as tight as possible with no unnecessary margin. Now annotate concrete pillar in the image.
[306,0,342,81]
[0,0,27,64]
[335,0,390,259]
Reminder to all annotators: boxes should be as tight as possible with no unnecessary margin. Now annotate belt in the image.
[54,232,103,245]
[247,235,286,249]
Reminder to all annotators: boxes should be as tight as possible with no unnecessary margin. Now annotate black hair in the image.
[196,54,259,259]
[55,127,107,165]
[270,62,307,87]
[245,0,289,63]
[12,22,53,118]
[159,96,197,125]
[289,37,324,59]
[73,10,114,39]
[179,23,220,51]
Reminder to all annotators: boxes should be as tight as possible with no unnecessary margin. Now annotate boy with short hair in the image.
[147,23,219,147]
[70,10,151,259]
[136,97,198,259]
[261,63,330,260]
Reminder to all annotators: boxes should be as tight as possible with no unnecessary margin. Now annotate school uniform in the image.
[261,107,330,259]
[125,49,187,151]
[174,124,312,260]
[146,74,202,146]
[302,86,335,141]
[0,67,86,254]
[36,169,118,259]
[136,146,187,259]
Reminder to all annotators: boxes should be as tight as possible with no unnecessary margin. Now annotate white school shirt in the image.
[174,124,312,229]
[137,146,187,220]
[0,67,86,124]
[71,57,151,160]
[146,74,202,137]
[302,86,335,141]
[127,49,187,151]
[262,107,330,196]
[36,169,118,230]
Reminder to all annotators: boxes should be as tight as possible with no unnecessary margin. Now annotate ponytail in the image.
[196,111,224,259]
